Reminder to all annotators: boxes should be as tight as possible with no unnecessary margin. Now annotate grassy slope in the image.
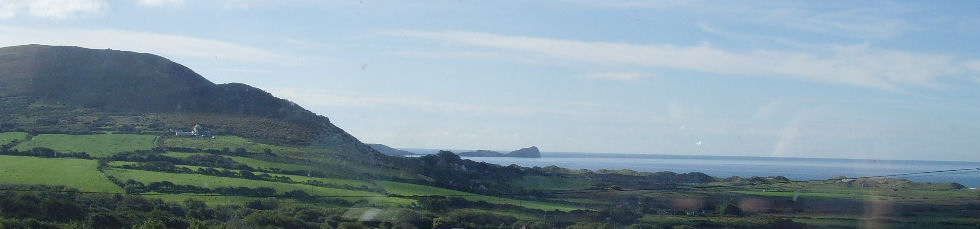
[260,172,379,189]
[728,180,979,201]
[105,168,415,206]
[163,136,306,154]
[733,190,873,199]
[0,132,27,145]
[511,175,595,190]
[13,134,157,157]
[163,152,315,171]
[162,135,409,179]
[377,181,581,211]
[0,155,121,193]
[167,164,379,189]
[163,151,406,179]
[148,193,270,206]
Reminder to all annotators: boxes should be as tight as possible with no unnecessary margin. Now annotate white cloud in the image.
[576,0,911,39]
[137,0,185,7]
[0,0,108,20]
[697,23,818,49]
[964,60,980,84]
[0,25,288,64]
[389,30,971,91]
[582,72,647,81]
[385,50,543,65]
[269,88,545,117]
[269,88,674,123]
[965,60,980,72]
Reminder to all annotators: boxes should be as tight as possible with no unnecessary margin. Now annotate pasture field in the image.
[260,172,380,189]
[377,181,582,211]
[169,164,380,190]
[786,215,980,229]
[108,161,137,167]
[0,132,27,145]
[0,155,121,193]
[105,168,415,206]
[13,134,157,157]
[511,175,595,191]
[637,215,797,228]
[163,151,316,171]
[162,151,405,179]
[340,208,424,223]
[732,190,873,199]
[726,179,980,202]
[147,193,270,206]
[163,135,306,154]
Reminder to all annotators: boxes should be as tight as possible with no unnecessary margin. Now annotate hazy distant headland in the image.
[367,143,416,157]
[457,146,541,158]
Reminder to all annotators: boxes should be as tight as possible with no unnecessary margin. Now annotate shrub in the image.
[566,222,612,229]
[717,201,742,216]
[245,211,309,229]
[337,222,367,229]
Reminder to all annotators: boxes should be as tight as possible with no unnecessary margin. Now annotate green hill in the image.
[0,44,377,156]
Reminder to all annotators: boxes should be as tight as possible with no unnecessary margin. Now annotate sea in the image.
[425,152,980,187]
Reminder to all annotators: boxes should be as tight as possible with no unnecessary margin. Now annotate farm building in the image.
[170,124,213,138]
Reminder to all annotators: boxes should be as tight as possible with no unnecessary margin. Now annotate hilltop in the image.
[0,44,377,157]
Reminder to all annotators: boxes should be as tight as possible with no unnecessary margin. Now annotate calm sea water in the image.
[455,152,980,187]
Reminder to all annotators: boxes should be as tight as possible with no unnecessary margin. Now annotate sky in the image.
[1,0,980,161]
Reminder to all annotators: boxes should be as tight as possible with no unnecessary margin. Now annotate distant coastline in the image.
[396,148,980,187]
[402,149,979,164]
[457,153,980,188]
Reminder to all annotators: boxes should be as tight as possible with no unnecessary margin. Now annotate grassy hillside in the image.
[13,134,156,157]
[511,175,595,191]
[0,132,26,145]
[0,155,121,193]
[163,135,307,154]
[162,152,316,171]
[105,168,415,206]
[0,44,380,154]
[378,181,581,211]
[159,151,401,179]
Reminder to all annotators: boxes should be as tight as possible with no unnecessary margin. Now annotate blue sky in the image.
[2,0,980,161]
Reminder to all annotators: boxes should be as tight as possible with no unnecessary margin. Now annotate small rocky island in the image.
[458,146,541,158]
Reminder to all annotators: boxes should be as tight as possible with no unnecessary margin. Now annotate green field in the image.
[340,208,425,223]
[377,181,581,211]
[163,136,307,154]
[162,151,404,180]
[146,193,271,206]
[733,190,874,199]
[163,152,317,171]
[0,155,121,193]
[263,172,379,189]
[105,168,415,206]
[511,175,595,191]
[13,134,157,157]
[108,161,138,167]
[0,132,27,145]
[168,164,380,190]
[728,179,980,201]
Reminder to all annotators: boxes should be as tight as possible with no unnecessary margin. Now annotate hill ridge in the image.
[0,44,378,157]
